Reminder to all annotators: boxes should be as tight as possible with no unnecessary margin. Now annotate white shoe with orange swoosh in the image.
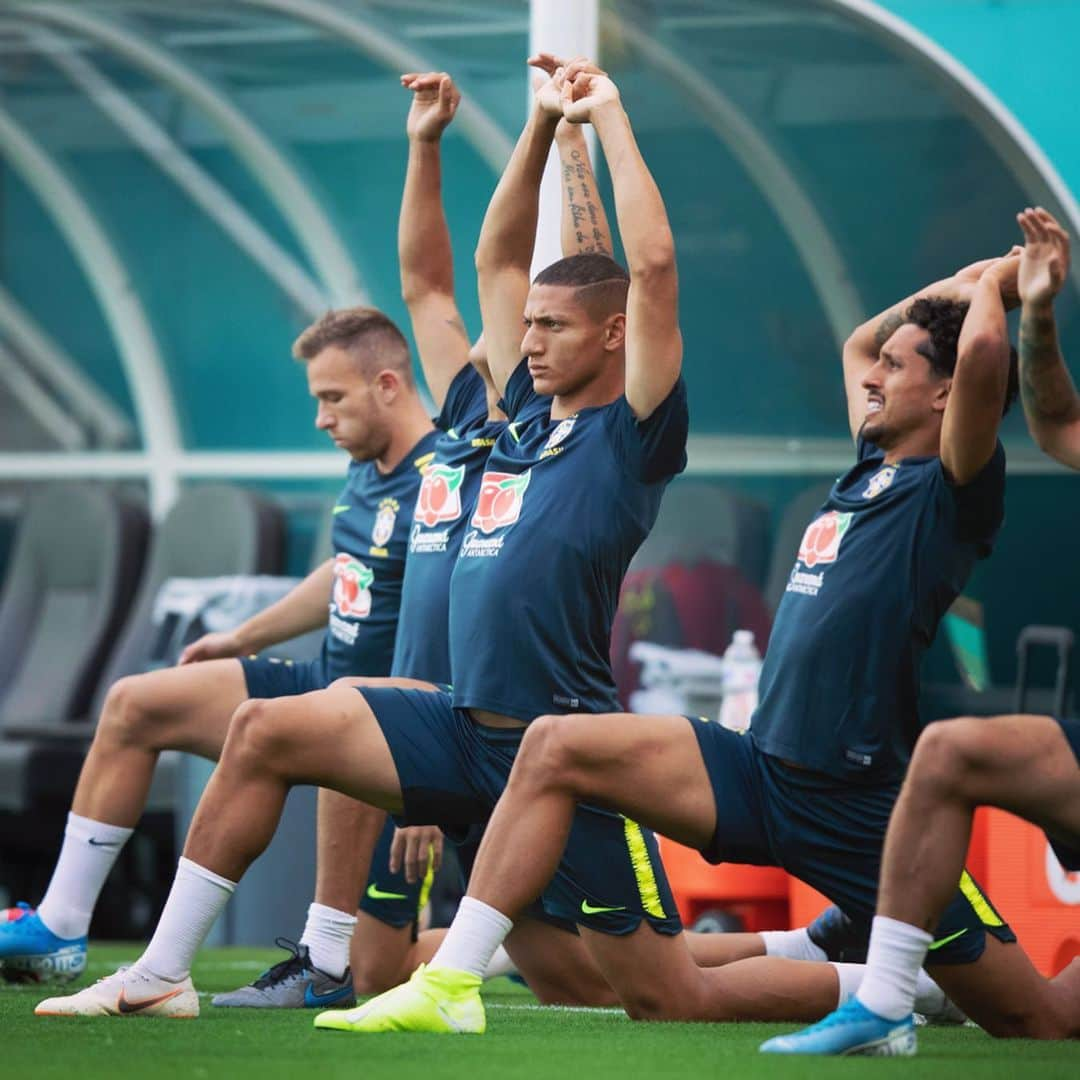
[35,965,199,1018]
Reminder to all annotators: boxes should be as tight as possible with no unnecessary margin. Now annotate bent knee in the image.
[620,987,686,1022]
[910,718,991,795]
[222,698,293,765]
[97,674,158,746]
[514,714,591,793]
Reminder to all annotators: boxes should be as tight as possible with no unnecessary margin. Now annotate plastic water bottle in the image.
[718,630,762,732]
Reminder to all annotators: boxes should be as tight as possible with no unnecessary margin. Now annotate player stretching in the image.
[764,206,1080,1056]
[0,306,437,996]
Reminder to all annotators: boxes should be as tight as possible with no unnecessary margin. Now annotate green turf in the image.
[4,945,1080,1079]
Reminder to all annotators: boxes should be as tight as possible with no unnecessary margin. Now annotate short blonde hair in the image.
[292,306,412,383]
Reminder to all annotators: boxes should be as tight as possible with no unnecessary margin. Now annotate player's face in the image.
[520,284,617,398]
[307,345,389,461]
[859,323,948,448]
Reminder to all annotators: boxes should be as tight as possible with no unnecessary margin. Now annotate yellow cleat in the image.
[313,964,484,1034]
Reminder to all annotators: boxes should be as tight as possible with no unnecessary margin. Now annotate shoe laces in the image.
[251,938,309,989]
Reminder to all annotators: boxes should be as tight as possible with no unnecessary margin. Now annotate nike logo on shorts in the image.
[928,928,968,951]
[580,899,627,916]
[366,883,408,902]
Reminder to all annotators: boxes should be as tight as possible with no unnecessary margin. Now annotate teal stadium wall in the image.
[1,1,1077,693]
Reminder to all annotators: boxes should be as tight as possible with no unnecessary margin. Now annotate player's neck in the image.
[551,367,625,420]
[375,400,434,474]
[880,428,941,465]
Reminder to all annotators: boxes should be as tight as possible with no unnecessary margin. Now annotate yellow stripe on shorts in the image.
[623,818,667,919]
[417,844,437,917]
[959,869,1003,927]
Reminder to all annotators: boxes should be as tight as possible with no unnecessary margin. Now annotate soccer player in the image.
[213,66,619,1007]
[763,206,1080,1056]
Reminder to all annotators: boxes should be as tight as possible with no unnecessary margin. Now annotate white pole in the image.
[529,0,599,278]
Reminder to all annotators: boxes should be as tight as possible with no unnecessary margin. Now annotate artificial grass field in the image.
[5,944,1080,1079]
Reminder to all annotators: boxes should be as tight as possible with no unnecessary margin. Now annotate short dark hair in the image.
[533,253,630,319]
[292,306,413,384]
[904,297,1017,416]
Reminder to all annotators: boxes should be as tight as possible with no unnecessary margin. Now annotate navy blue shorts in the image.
[1048,716,1080,871]
[362,686,680,937]
[688,717,1015,965]
[240,655,327,698]
[358,817,430,933]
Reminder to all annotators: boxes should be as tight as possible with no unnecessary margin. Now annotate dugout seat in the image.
[0,485,283,814]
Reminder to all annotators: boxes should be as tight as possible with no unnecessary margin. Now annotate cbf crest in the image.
[544,417,576,452]
[863,466,897,499]
[371,497,399,548]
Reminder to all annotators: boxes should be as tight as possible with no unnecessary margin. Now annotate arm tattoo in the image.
[873,311,905,351]
[563,148,609,255]
[1019,307,1080,423]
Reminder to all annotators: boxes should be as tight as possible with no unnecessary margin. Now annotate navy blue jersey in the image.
[392,366,498,683]
[323,429,441,682]
[448,360,689,720]
[751,438,1006,784]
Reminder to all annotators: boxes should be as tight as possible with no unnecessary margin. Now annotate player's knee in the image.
[619,983,681,1022]
[222,698,291,769]
[911,718,987,797]
[515,714,586,794]
[350,957,397,996]
[97,674,155,747]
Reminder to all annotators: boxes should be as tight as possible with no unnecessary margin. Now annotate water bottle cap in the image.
[733,629,754,646]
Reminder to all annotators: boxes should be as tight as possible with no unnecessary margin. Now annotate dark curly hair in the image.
[905,297,1018,416]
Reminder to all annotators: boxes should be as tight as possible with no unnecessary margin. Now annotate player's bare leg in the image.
[883,715,1080,1037]
[73,660,249,826]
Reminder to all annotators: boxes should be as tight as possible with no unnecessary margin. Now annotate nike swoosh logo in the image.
[304,981,353,1008]
[580,900,627,916]
[928,928,969,951]
[116,986,184,1014]
[332,505,351,515]
[87,838,121,848]
[366,883,408,901]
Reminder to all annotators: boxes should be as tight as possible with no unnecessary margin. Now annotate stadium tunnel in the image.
[0,0,1077,691]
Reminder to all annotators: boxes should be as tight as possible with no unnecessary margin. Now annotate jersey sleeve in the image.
[435,364,487,433]
[945,440,1006,552]
[603,378,690,483]
[499,359,550,424]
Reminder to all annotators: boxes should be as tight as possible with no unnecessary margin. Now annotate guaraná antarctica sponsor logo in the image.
[863,465,897,499]
[331,553,374,642]
[461,469,532,557]
[415,462,465,528]
[787,510,853,597]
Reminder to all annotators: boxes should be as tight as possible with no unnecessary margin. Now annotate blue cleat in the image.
[0,903,87,985]
[760,997,917,1056]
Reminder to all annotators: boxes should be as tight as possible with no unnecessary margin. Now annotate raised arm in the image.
[178,559,333,664]
[527,53,613,258]
[940,256,1016,484]
[398,72,470,410]
[564,69,681,419]
[1017,207,1080,469]
[841,256,1012,442]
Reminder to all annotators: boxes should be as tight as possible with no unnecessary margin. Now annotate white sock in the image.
[483,944,518,980]
[134,857,236,982]
[430,896,513,979]
[913,970,946,1016]
[831,962,864,1007]
[856,915,933,1021]
[299,902,356,979]
[36,812,133,940]
[760,927,827,963]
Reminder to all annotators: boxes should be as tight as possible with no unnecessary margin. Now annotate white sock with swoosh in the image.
[299,902,356,979]
[855,915,933,1021]
[135,857,236,983]
[430,896,513,979]
[37,812,133,940]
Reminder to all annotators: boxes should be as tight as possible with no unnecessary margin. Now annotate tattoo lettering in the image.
[1019,308,1079,423]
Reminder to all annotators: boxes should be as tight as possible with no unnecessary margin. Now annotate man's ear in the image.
[374,369,401,402]
[932,376,951,415]
[604,312,626,352]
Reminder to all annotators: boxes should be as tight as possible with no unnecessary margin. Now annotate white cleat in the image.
[35,965,199,1018]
